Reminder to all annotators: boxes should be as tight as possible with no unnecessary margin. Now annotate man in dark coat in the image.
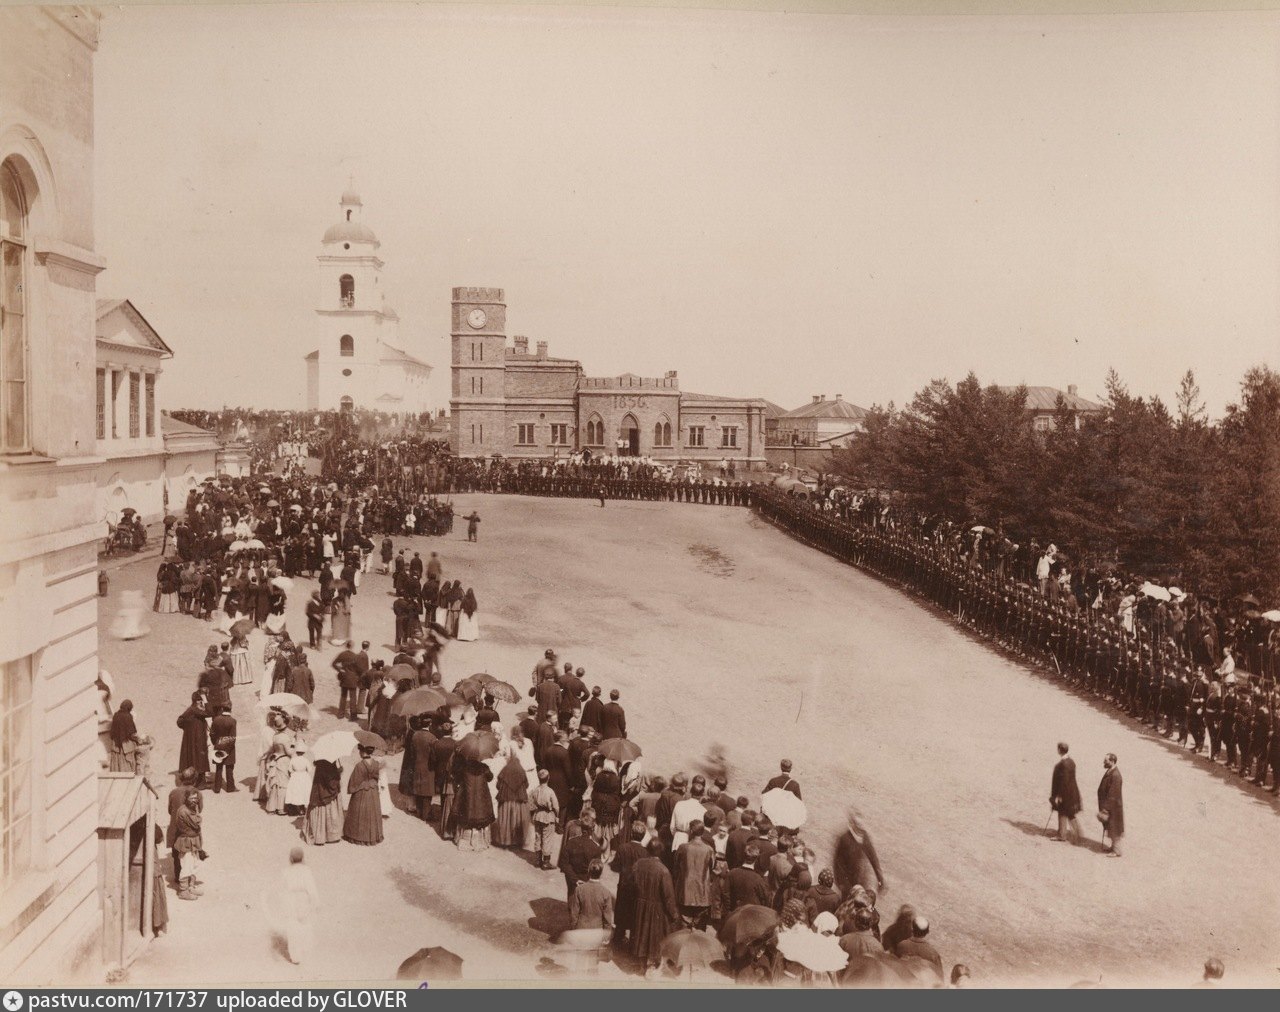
[332,648,362,720]
[764,758,802,799]
[894,917,943,982]
[532,674,561,724]
[726,846,773,911]
[428,725,459,839]
[518,705,539,743]
[580,686,605,735]
[1097,752,1125,857]
[286,658,315,704]
[209,704,237,793]
[532,714,556,769]
[673,821,714,929]
[726,809,758,869]
[409,717,437,819]
[610,821,649,946]
[558,815,603,902]
[305,592,325,649]
[630,839,679,973]
[1050,742,1083,843]
[542,732,574,829]
[600,689,627,740]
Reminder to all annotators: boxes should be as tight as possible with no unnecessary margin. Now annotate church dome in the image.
[323,219,378,244]
[340,186,363,207]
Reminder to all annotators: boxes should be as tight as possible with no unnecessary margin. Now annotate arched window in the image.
[1,159,30,452]
[339,274,354,307]
[585,414,603,445]
[654,418,672,447]
[339,396,354,413]
[339,334,354,357]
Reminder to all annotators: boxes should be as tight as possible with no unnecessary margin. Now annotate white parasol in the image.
[761,788,807,829]
[775,927,848,973]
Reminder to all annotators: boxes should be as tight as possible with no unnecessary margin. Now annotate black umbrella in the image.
[396,946,463,981]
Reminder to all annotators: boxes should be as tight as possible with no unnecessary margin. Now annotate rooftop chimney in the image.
[513,336,528,353]
[1067,384,1078,397]
[812,395,821,404]
[835,394,843,401]
[536,340,548,358]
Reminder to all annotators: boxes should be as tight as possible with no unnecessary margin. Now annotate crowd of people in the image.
[754,488,1280,794]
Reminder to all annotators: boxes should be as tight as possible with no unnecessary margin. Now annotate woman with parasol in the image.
[263,743,291,815]
[154,559,180,614]
[343,744,384,845]
[590,758,623,859]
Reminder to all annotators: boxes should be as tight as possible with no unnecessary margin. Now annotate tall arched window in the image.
[585,414,603,445]
[654,418,672,447]
[339,274,354,307]
[1,159,30,452]
[339,396,354,413]
[339,334,354,357]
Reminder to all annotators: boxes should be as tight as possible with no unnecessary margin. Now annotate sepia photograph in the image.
[1,0,1278,992]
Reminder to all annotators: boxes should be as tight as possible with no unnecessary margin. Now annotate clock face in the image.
[467,309,488,329]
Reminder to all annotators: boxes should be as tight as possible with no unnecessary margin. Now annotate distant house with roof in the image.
[999,384,1105,432]
[769,394,868,449]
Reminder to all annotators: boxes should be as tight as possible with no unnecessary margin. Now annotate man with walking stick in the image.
[1049,742,1083,844]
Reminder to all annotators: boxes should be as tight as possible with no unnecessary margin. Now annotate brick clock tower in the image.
[450,287,507,455]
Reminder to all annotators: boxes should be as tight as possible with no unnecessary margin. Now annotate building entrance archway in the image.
[619,413,639,456]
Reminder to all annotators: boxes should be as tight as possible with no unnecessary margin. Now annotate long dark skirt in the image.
[343,789,384,845]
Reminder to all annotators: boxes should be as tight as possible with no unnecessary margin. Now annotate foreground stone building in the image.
[450,287,768,467]
[0,5,108,982]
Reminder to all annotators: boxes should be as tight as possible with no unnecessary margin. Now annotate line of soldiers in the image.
[753,488,1280,795]
[447,473,757,505]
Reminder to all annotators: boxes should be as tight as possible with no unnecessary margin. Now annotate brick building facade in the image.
[449,288,768,467]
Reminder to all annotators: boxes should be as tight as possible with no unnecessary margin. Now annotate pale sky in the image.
[93,2,1280,416]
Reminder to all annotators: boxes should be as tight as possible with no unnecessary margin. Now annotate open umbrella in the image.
[457,730,499,761]
[312,729,360,763]
[761,788,807,829]
[1262,610,1280,622]
[841,953,918,988]
[468,672,497,685]
[597,737,642,764]
[658,928,723,972]
[717,905,778,951]
[256,693,314,721]
[775,927,848,973]
[289,504,303,513]
[395,946,464,981]
[354,729,387,751]
[229,617,255,638]
[266,499,280,508]
[1237,593,1262,607]
[390,685,449,717]
[1139,582,1171,602]
[246,538,265,549]
[452,679,484,704]
[482,680,521,704]
[270,576,294,592]
[229,540,248,553]
[387,663,419,684]
[970,525,994,534]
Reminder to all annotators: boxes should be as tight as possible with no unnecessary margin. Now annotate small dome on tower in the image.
[340,185,362,207]
[323,219,378,244]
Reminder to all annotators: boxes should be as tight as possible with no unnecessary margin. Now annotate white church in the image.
[304,184,432,413]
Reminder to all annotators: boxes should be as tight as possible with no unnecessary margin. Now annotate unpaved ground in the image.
[98,495,1280,988]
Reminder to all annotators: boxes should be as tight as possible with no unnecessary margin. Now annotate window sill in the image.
[0,869,59,949]
[0,453,58,469]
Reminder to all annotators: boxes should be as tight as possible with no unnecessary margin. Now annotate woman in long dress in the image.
[256,710,288,800]
[108,700,141,773]
[343,746,384,845]
[155,561,180,614]
[502,724,539,792]
[492,754,530,849]
[369,677,397,740]
[279,847,320,965]
[218,585,242,636]
[284,744,313,816]
[329,588,352,646]
[229,632,254,686]
[177,691,211,784]
[453,757,494,851]
[446,582,464,639]
[591,759,623,858]
[456,588,479,642]
[303,759,345,845]
[433,581,452,630]
[264,745,291,815]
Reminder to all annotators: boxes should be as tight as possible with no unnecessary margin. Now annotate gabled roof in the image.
[780,397,867,421]
[161,414,216,437]
[763,400,787,419]
[682,391,768,405]
[380,345,432,369]
[96,298,173,356]
[999,385,1104,412]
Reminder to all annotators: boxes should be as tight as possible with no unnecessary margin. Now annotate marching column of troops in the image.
[753,489,1280,795]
